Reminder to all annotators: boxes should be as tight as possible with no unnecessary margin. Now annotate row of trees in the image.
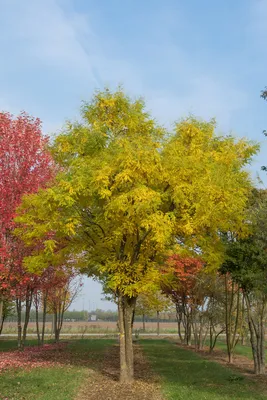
[133,189,267,377]
[0,113,80,348]
[0,87,266,383]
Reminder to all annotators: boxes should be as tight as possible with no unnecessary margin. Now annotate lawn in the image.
[141,339,267,400]
[0,339,114,400]
[0,338,267,400]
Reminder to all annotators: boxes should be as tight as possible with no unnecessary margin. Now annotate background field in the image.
[1,321,180,335]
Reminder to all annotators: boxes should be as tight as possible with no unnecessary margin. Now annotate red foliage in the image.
[0,112,52,230]
[163,254,204,298]
[0,112,53,299]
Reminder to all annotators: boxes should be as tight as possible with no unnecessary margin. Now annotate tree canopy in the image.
[15,88,258,382]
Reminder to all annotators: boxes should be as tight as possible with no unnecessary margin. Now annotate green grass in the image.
[0,339,114,400]
[0,366,87,400]
[1,338,266,400]
[215,340,254,360]
[141,340,267,400]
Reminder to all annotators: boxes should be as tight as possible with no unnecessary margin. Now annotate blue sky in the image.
[1,0,267,310]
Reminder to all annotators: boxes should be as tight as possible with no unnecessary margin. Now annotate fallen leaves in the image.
[0,342,68,373]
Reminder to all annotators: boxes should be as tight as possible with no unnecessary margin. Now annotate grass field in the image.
[0,338,267,399]
[1,321,180,334]
[142,340,266,400]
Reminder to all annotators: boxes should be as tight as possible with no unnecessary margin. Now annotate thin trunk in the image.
[176,304,183,342]
[54,311,59,342]
[142,314,145,332]
[51,313,55,338]
[244,293,266,375]
[0,305,6,335]
[35,294,41,345]
[16,298,22,350]
[0,299,3,332]
[118,295,127,383]
[131,307,135,329]
[259,300,265,374]
[41,292,47,345]
[22,289,33,348]
[123,296,136,382]
[225,275,239,363]
[157,311,160,336]
[0,314,4,335]
[201,326,209,350]
[245,294,259,374]
[225,275,231,362]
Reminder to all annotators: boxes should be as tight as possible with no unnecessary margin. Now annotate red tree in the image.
[0,112,53,347]
[162,254,204,344]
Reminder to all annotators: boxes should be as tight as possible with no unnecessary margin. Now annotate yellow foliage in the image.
[15,89,258,298]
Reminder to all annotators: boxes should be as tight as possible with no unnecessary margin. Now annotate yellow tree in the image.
[135,290,171,334]
[16,89,257,383]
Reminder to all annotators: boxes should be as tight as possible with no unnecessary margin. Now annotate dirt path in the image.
[75,344,164,400]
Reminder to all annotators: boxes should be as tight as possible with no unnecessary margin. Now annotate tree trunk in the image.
[142,314,145,332]
[124,296,136,382]
[176,304,183,342]
[245,293,266,375]
[54,311,59,342]
[51,313,55,338]
[16,298,22,350]
[22,289,33,348]
[0,314,4,335]
[224,276,240,363]
[118,294,136,383]
[201,326,209,350]
[0,299,3,332]
[35,294,41,345]
[157,311,160,336]
[41,292,47,345]
[118,295,127,383]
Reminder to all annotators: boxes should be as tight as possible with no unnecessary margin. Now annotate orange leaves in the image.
[167,254,203,281]
[163,254,204,298]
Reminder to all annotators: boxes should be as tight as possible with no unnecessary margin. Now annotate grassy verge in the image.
[141,339,267,400]
[0,339,114,400]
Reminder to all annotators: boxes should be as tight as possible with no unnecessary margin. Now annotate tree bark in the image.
[224,276,240,363]
[35,294,41,345]
[245,293,266,375]
[54,311,59,342]
[142,313,145,332]
[118,294,136,383]
[16,298,22,350]
[0,299,3,332]
[157,311,160,336]
[41,292,47,345]
[118,295,127,383]
[124,298,135,382]
[22,289,33,348]
[175,303,183,342]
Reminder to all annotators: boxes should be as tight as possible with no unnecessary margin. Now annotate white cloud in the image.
[1,0,99,83]
[0,0,250,133]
